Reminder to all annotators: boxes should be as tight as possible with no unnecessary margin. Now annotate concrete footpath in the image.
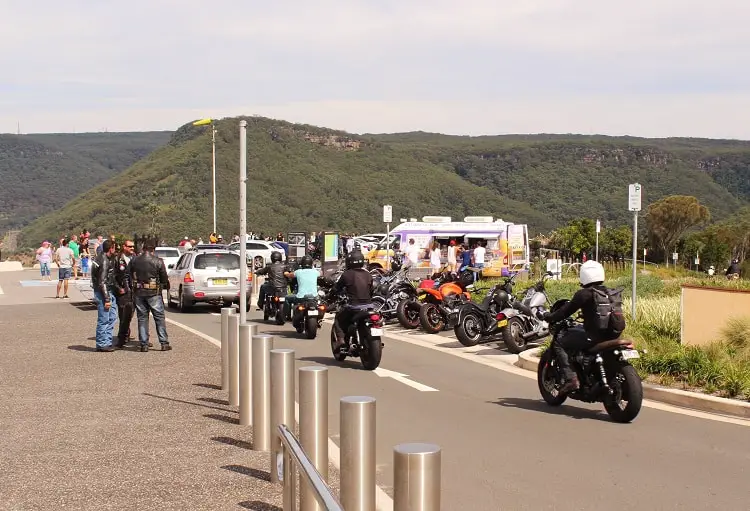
[0,298,338,510]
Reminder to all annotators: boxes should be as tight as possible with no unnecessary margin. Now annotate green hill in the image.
[18,116,750,248]
[0,131,171,233]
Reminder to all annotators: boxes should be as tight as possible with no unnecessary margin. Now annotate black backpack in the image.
[592,286,626,340]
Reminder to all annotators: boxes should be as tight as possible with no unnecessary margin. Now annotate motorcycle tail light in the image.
[298,305,305,311]
[370,314,381,322]
[496,313,506,321]
[318,304,327,311]
[274,296,279,302]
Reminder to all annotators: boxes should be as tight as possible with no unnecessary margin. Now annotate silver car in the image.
[166,249,252,312]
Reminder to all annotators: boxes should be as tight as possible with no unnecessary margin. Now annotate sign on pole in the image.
[628,183,642,212]
[596,219,601,233]
[629,183,641,321]
[383,205,393,224]
[673,252,678,261]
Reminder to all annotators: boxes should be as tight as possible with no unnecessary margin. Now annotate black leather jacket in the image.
[256,261,289,290]
[113,254,131,295]
[91,252,116,299]
[129,252,170,296]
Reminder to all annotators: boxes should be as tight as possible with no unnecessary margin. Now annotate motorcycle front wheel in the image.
[454,312,483,346]
[603,364,643,423]
[419,303,445,334]
[396,299,420,329]
[502,317,527,354]
[537,350,567,406]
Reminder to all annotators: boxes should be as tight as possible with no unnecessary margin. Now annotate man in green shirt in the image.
[69,234,80,279]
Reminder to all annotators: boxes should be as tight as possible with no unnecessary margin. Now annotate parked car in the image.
[166,248,252,312]
[227,239,287,270]
[155,246,181,270]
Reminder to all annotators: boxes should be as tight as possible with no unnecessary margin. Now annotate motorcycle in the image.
[329,296,385,370]
[417,272,473,334]
[372,268,418,321]
[396,270,472,330]
[453,273,519,347]
[498,272,553,353]
[291,291,327,339]
[262,288,287,325]
[537,299,645,423]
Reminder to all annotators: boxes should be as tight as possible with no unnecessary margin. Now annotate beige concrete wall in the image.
[681,285,750,346]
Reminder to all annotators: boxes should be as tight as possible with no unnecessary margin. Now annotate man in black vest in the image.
[129,240,171,352]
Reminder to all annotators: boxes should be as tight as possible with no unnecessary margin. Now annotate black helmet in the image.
[300,255,313,268]
[346,250,365,269]
[270,251,283,263]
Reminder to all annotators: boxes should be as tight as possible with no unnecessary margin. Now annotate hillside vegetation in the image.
[18,117,750,247]
[0,131,171,233]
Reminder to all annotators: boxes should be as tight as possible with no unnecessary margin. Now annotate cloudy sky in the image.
[1,0,747,138]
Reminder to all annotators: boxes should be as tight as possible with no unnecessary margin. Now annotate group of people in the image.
[89,238,171,353]
[36,232,107,297]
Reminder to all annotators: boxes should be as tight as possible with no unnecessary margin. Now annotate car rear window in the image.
[194,253,240,270]
[156,248,180,258]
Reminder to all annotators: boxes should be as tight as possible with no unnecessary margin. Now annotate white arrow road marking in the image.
[373,367,439,392]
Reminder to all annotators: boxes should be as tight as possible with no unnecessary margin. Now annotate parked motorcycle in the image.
[498,272,553,353]
[372,269,418,321]
[537,299,644,423]
[396,271,472,330]
[329,298,385,370]
[418,273,472,334]
[453,273,519,346]
[291,292,326,339]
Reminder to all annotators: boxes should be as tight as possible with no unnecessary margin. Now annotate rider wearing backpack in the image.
[543,260,626,394]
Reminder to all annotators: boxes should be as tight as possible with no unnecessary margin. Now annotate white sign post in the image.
[383,205,393,270]
[628,183,642,321]
[595,219,601,262]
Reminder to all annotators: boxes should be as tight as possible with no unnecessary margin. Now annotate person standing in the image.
[129,241,171,352]
[79,233,91,278]
[68,234,80,280]
[404,238,420,268]
[36,241,54,281]
[472,241,486,282]
[429,241,442,274]
[447,240,457,273]
[114,240,136,348]
[91,240,118,352]
[54,239,75,298]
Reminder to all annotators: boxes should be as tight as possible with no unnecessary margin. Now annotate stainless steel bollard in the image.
[340,396,376,511]
[251,334,274,451]
[220,307,234,391]
[270,349,295,484]
[238,323,258,426]
[299,366,329,511]
[393,443,442,511]
[228,314,240,406]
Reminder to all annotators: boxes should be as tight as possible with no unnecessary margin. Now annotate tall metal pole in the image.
[385,222,391,271]
[212,124,217,235]
[239,120,248,324]
[631,211,638,321]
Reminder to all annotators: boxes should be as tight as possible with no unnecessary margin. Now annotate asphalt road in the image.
[168,303,750,511]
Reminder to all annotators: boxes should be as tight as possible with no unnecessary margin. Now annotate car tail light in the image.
[184,272,194,283]
[495,312,506,321]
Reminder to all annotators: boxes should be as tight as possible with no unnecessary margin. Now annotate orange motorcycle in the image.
[417,273,472,334]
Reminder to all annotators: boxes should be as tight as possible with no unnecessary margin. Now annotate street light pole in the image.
[212,124,217,235]
[239,120,248,324]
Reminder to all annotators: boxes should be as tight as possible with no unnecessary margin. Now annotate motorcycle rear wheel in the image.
[419,303,444,334]
[502,317,527,354]
[304,317,318,339]
[359,333,383,370]
[454,312,483,347]
[603,364,643,423]
[537,350,567,406]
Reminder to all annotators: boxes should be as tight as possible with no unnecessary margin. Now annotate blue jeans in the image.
[134,294,169,346]
[40,262,51,277]
[473,263,485,282]
[94,290,118,348]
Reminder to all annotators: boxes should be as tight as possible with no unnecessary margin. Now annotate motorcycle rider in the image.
[114,240,136,348]
[129,240,171,352]
[282,255,319,318]
[543,260,621,394]
[332,249,373,353]
[255,251,289,310]
[726,258,741,279]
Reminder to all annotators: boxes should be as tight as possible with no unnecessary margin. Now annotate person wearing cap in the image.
[36,241,54,281]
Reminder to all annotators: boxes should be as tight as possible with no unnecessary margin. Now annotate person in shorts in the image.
[55,239,75,298]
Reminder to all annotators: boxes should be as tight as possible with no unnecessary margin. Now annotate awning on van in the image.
[432,232,467,237]
[466,233,502,238]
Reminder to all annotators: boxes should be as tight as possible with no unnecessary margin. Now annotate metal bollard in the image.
[228,314,240,407]
[251,334,274,451]
[270,349,295,484]
[393,443,442,511]
[299,366,329,511]
[220,307,234,391]
[340,396,376,511]
[238,323,258,426]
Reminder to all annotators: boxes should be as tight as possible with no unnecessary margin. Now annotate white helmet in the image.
[579,260,605,286]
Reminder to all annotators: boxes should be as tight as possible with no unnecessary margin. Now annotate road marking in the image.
[165,315,395,511]
[373,367,439,392]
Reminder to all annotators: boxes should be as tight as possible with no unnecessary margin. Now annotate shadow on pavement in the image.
[68,301,97,311]
[298,356,366,371]
[436,340,465,348]
[221,464,271,482]
[194,382,222,390]
[142,392,236,413]
[198,396,230,406]
[67,344,99,352]
[212,436,253,450]
[490,397,611,422]
[259,329,307,340]
[204,413,240,425]
[239,500,282,511]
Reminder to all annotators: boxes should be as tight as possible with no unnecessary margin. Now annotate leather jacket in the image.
[91,252,116,298]
[114,254,131,295]
[256,261,289,290]
[129,252,170,296]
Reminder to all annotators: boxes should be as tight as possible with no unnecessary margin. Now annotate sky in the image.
[1,0,748,138]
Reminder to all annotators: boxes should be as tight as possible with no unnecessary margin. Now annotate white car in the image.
[227,239,287,270]
[155,247,181,270]
[353,234,397,251]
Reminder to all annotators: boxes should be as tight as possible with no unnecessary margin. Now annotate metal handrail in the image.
[277,424,343,511]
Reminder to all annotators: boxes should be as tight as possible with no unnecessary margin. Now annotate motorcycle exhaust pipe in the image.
[521,330,539,340]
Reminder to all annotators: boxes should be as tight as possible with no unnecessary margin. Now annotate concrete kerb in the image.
[0,261,23,272]
[515,347,750,419]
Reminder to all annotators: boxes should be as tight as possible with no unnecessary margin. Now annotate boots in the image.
[560,374,580,394]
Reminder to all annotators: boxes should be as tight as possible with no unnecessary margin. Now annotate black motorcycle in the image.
[372,269,417,321]
[537,299,645,423]
[453,273,518,347]
[262,288,286,325]
[291,293,325,339]
[329,297,385,371]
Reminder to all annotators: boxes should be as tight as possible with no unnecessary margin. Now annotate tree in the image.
[549,218,596,260]
[646,195,710,263]
[600,225,632,262]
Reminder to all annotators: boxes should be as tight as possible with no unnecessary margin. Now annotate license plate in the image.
[497,319,508,328]
[370,328,383,336]
[621,349,640,360]
[307,310,318,316]
[278,297,285,302]
[213,279,228,286]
